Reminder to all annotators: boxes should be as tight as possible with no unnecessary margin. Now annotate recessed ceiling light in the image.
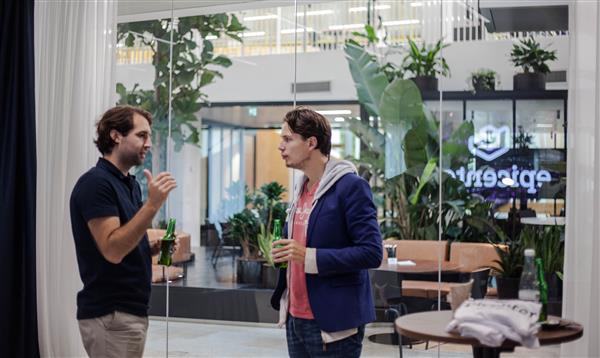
[281,28,314,34]
[501,177,515,186]
[297,10,334,17]
[329,24,365,30]
[243,14,278,21]
[349,5,391,12]
[382,19,420,26]
[334,117,346,122]
[242,31,266,38]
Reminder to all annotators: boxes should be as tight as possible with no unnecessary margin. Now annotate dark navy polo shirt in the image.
[69,158,151,320]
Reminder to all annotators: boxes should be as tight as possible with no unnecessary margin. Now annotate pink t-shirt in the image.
[289,180,319,319]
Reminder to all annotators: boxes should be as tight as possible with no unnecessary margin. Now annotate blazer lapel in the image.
[306,199,323,247]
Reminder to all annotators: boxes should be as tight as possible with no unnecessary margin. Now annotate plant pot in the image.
[411,76,438,92]
[236,258,264,284]
[261,264,279,289]
[472,78,495,92]
[545,273,563,301]
[513,73,546,91]
[496,276,520,299]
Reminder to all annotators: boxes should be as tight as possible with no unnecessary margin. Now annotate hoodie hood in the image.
[285,158,358,232]
[291,158,357,204]
[314,158,357,200]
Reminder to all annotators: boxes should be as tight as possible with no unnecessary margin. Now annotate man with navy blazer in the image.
[271,107,383,357]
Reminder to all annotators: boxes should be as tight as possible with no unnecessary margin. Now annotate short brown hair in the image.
[95,105,152,155]
[283,107,331,156]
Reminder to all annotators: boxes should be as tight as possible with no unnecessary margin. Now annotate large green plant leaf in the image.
[442,120,474,168]
[409,158,437,205]
[380,78,424,126]
[347,118,385,153]
[344,42,388,117]
[403,124,429,168]
[380,79,425,176]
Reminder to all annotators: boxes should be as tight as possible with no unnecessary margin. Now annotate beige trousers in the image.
[78,311,149,358]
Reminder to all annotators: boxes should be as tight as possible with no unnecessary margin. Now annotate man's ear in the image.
[110,129,121,144]
[308,136,318,150]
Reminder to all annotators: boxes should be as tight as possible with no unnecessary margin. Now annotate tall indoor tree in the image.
[116,14,247,175]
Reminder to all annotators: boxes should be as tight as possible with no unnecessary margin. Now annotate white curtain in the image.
[35,1,117,356]
[562,2,600,357]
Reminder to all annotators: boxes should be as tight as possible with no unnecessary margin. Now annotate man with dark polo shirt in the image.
[70,105,177,358]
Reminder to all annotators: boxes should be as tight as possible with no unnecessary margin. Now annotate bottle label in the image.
[518,289,539,301]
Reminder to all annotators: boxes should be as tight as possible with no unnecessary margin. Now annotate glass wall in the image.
[113,0,568,355]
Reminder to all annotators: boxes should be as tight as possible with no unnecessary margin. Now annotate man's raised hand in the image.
[143,169,177,210]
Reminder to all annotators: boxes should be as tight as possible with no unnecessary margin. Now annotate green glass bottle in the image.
[535,257,548,322]
[157,218,176,266]
[273,219,287,269]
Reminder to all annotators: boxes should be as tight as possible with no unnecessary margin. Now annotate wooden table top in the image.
[395,310,583,348]
[374,260,462,274]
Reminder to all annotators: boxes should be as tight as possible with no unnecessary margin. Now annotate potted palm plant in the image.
[469,68,498,92]
[225,208,262,284]
[510,37,557,91]
[493,237,525,299]
[225,182,286,285]
[252,182,287,288]
[402,38,450,92]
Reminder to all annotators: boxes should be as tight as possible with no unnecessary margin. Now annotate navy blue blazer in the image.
[270,172,383,332]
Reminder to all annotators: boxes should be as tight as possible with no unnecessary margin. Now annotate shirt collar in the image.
[96,158,136,182]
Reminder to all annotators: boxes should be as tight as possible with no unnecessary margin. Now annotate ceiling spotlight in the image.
[501,177,515,186]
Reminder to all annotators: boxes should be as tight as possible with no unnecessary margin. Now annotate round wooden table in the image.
[368,260,463,347]
[395,310,583,358]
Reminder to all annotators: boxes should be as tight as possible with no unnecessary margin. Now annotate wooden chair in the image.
[383,239,449,261]
[382,240,450,298]
[449,242,506,298]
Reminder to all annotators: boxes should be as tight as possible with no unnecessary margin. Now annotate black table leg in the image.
[472,346,501,358]
[472,346,514,358]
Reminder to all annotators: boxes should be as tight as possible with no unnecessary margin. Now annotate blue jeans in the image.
[286,315,365,358]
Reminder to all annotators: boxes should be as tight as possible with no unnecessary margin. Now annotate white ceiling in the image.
[117,0,325,23]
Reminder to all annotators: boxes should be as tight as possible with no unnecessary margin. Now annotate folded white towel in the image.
[447,320,505,347]
[446,299,541,348]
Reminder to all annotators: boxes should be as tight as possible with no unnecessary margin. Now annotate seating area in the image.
[381,240,502,300]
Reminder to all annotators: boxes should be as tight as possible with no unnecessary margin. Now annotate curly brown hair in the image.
[94,105,152,155]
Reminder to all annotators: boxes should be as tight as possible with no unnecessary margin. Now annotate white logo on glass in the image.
[468,125,511,162]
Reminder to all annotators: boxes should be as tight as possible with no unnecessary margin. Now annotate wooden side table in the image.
[395,310,583,358]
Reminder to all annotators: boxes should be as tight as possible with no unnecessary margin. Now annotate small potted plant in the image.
[402,38,450,92]
[493,238,525,299]
[225,208,262,284]
[225,182,287,285]
[469,68,498,92]
[520,225,564,314]
[510,37,557,91]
